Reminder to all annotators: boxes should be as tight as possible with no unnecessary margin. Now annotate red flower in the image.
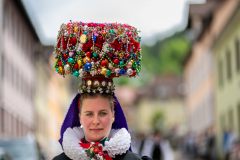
[93,148,99,153]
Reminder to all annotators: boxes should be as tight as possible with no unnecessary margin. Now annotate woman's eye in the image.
[86,113,93,116]
[99,112,107,116]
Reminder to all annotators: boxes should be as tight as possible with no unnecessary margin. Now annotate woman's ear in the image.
[112,115,115,123]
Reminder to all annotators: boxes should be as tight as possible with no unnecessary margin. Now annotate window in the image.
[0,107,3,133]
[1,54,4,79]
[238,103,240,133]
[221,114,226,132]
[218,59,223,87]
[236,38,240,72]
[226,50,232,80]
[228,108,234,129]
[3,4,7,30]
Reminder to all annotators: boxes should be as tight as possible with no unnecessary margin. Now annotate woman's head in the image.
[79,93,115,142]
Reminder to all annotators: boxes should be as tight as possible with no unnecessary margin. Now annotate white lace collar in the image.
[62,127,131,160]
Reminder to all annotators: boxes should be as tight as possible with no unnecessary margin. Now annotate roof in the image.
[184,0,223,66]
[10,0,40,41]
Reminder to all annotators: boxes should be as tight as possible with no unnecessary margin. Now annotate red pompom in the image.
[86,51,92,58]
[69,37,77,46]
[63,54,68,60]
[128,43,131,52]
[62,37,67,50]
[125,54,130,58]
[73,63,78,69]
[82,39,93,52]
[95,36,104,50]
[131,70,136,77]
[100,60,107,66]
[57,38,61,48]
[113,59,119,65]
[111,38,122,51]
[107,52,113,60]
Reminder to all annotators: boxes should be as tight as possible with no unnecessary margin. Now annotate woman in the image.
[52,21,151,160]
[53,93,151,160]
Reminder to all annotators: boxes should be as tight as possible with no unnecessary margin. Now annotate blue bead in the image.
[93,35,97,42]
[84,62,92,71]
[119,68,126,75]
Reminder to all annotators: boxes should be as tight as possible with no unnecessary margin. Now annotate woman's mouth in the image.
[90,129,103,132]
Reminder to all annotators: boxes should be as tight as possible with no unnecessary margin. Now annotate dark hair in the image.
[79,93,115,114]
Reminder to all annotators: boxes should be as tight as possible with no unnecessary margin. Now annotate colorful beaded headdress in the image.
[53,21,142,94]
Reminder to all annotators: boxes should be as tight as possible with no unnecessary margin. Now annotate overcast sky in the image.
[21,0,205,46]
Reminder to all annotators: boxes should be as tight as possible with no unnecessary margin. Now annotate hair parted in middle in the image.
[78,93,115,114]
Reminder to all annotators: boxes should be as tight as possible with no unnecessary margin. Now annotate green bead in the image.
[119,61,124,66]
[93,53,98,58]
[68,57,74,63]
[55,67,58,72]
[73,70,79,77]
[133,63,136,69]
[120,35,122,38]
[106,69,111,77]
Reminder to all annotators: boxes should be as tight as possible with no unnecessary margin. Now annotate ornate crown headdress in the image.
[53,21,141,94]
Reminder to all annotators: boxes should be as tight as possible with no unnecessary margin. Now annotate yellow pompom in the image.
[58,66,63,74]
[83,57,90,64]
[74,27,78,32]
[100,67,107,76]
[77,60,82,67]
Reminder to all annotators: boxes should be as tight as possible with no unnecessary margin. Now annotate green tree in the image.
[151,110,165,132]
[142,31,190,75]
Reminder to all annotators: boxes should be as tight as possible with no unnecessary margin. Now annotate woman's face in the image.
[79,97,114,142]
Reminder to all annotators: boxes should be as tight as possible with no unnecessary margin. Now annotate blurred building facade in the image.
[34,46,73,158]
[0,0,38,138]
[184,0,224,135]
[211,1,240,158]
[136,75,186,135]
[115,86,138,132]
[185,0,240,158]
[0,0,73,159]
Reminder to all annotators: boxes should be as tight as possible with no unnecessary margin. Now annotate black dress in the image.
[53,151,152,160]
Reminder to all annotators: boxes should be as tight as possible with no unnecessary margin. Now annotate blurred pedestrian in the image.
[152,132,163,160]
[141,131,174,160]
[229,138,240,160]
[223,129,237,160]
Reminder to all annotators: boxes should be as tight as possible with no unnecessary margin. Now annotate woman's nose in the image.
[92,115,100,124]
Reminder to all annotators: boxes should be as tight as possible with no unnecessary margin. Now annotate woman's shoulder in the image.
[114,151,152,160]
[52,152,71,160]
